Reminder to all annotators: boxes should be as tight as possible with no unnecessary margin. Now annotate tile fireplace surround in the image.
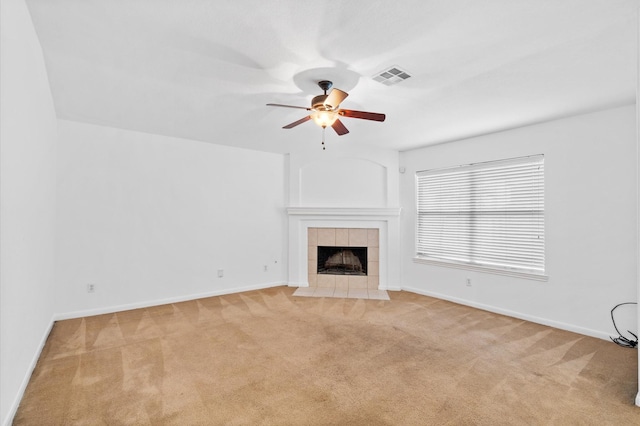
[286,207,402,290]
[308,228,379,290]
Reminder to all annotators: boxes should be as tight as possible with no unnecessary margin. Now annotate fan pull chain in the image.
[321,127,326,150]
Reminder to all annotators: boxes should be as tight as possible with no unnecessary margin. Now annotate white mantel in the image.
[287,207,401,290]
[287,207,401,217]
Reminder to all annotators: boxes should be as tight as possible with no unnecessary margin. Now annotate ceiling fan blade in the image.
[267,103,311,111]
[283,116,311,129]
[331,119,349,136]
[339,109,386,122]
[324,88,348,108]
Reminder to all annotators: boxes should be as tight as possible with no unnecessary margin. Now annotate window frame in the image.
[414,155,547,281]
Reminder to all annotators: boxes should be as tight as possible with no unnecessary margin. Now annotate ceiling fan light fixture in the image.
[311,110,338,128]
[267,79,385,141]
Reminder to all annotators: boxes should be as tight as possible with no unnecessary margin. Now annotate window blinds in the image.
[416,155,544,275]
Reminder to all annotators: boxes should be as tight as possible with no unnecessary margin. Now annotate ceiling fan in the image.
[266,80,386,140]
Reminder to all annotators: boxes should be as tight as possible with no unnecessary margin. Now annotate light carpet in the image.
[14,287,639,425]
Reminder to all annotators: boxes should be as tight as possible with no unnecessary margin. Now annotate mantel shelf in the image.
[287,207,401,217]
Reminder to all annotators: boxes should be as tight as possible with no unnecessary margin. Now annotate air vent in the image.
[373,66,411,86]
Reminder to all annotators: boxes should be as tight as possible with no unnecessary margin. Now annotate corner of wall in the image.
[1,0,59,423]
[635,3,640,408]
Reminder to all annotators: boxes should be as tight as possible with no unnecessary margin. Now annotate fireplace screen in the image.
[317,246,367,276]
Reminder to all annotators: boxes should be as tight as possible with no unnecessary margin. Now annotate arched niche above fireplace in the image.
[299,158,387,207]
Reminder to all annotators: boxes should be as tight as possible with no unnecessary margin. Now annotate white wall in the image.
[636,10,640,406]
[288,142,400,208]
[300,157,388,207]
[0,0,58,424]
[55,120,286,317]
[400,105,637,339]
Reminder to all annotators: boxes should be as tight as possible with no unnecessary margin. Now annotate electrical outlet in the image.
[87,284,96,293]
[466,278,472,287]
[217,269,224,278]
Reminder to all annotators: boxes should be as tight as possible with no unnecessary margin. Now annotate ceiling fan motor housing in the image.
[312,80,336,110]
[312,94,332,111]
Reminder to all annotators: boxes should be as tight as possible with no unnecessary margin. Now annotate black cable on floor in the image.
[609,302,638,348]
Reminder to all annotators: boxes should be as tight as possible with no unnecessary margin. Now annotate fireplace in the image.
[286,207,401,290]
[307,227,379,289]
[317,246,368,275]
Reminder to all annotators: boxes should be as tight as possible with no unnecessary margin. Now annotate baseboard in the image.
[3,315,55,426]
[54,282,285,321]
[402,286,611,341]
[381,284,402,291]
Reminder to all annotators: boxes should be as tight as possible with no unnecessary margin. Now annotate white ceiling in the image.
[26,0,638,154]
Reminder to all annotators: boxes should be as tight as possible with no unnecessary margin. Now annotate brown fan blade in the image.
[267,103,311,111]
[331,119,349,136]
[324,88,348,109]
[283,116,311,129]
[339,109,386,122]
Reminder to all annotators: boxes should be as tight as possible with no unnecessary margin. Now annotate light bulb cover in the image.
[311,110,338,128]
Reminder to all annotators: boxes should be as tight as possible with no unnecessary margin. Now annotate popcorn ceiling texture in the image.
[14,287,638,424]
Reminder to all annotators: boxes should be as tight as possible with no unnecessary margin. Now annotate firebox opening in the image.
[317,246,367,276]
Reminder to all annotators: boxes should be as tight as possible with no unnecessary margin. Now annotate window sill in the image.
[412,257,549,282]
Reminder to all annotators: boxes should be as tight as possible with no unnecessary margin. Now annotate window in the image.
[416,155,545,278]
